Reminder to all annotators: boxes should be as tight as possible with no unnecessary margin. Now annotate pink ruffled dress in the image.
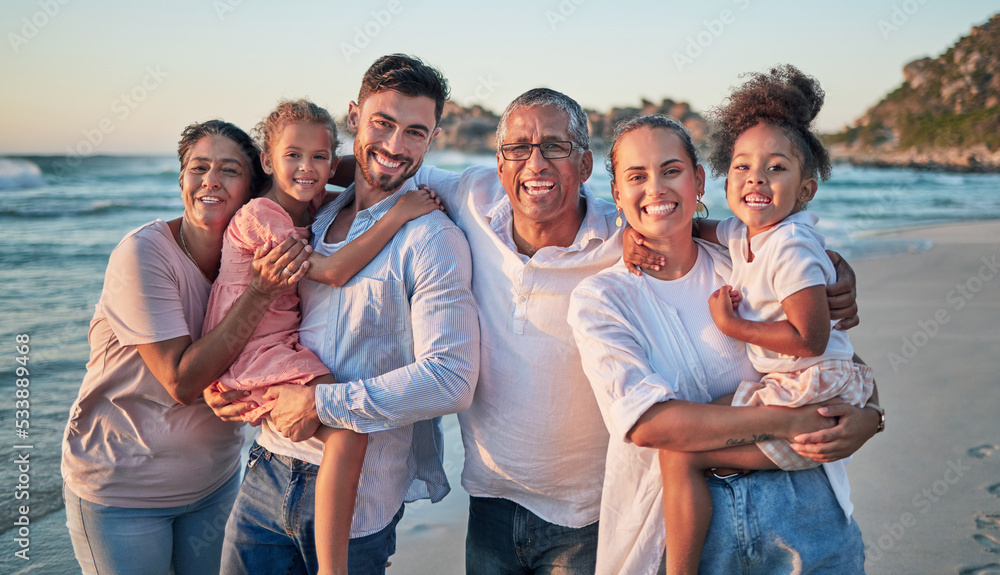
[202,197,329,423]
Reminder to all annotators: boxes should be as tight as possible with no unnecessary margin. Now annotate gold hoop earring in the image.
[615,205,623,227]
[695,199,709,220]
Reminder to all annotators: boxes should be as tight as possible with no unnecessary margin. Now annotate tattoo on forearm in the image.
[725,433,775,446]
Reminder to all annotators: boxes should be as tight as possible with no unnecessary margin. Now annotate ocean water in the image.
[1,153,999,571]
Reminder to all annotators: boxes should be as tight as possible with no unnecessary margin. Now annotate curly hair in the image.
[177,119,268,197]
[253,99,339,160]
[706,65,831,182]
[605,115,698,180]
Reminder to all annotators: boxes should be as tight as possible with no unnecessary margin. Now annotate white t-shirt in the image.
[569,241,853,575]
[716,211,855,373]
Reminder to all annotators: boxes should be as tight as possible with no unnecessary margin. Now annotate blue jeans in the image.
[64,470,240,575]
[221,442,402,575]
[700,467,865,574]
[466,496,598,575]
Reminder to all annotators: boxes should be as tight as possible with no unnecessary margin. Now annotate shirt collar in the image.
[314,178,417,241]
[747,209,819,252]
[481,182,617,254]
[333,179,416,220]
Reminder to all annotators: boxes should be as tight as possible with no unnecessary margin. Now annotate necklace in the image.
[178,220,213,282]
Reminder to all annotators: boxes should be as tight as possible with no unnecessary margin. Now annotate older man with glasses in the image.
[410,88,620,573]
[408,86,864,574]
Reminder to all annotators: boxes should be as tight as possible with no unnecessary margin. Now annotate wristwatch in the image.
[865,403,885,434]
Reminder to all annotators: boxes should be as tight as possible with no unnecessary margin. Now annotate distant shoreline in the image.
[830,156,1000,174]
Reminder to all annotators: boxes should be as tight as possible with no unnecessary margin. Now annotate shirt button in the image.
[516,295,527,303]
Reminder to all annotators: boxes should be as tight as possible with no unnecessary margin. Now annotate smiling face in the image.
[348,89,439,195]
[261,121,337,204]
[496,105,593,229]
[180,135,253,231]
[611,126,705,244]
[726,123,817,238]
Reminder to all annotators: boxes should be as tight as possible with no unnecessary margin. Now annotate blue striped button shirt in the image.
[256,179,479,538]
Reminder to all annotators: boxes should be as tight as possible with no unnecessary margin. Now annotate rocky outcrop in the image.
[586,98,708,151]
[827,13,1000,172]
[431,98,708,154]
[432,101,501,154]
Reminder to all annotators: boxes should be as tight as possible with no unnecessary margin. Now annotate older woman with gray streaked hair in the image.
[61,119,313,575]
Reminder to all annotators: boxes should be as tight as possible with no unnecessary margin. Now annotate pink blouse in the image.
[202,198,329,423]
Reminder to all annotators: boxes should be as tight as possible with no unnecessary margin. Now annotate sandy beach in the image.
[844,220,1000,574]
[6,220,999,575]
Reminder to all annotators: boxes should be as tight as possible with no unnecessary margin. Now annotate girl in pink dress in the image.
[201,99,441,575]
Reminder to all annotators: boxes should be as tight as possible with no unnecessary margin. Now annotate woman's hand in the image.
[622,226,665,276]
[826,250,859,330]
[249,237,313,299]
[203,382,256,423]
[784,399,839,437]
[789,403,879,462]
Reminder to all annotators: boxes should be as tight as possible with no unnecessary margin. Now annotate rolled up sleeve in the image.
[568,279,679,443]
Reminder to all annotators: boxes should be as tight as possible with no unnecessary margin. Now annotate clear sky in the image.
[1,0,996,154]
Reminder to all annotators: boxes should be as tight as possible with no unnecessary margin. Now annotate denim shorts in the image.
[221,442,403,575]
[700,467,865,574]
[465,495,598,574]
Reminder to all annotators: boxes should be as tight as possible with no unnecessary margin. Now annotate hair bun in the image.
[773,64,825,126]
[706,64,831,181]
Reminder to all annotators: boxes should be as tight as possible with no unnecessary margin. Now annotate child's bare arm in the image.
[693,218,720,244]
[305,188,441,287]
[709,284,830,357]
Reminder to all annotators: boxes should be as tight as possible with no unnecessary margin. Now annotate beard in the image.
[355,140,422,193]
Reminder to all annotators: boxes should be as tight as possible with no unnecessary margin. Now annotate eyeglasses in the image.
[499,141,581,161]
